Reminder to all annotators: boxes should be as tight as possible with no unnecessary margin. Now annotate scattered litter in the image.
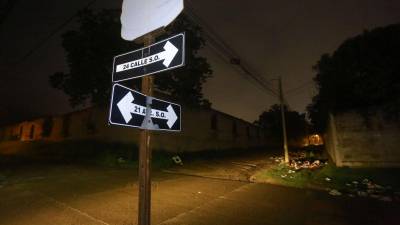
[357,191,368,197]
[117,157,126,164]
[368,183,383,190]
[329,189,342,196]
[379,196,392,202]
[172,155,183,165]
[270,152,399,202]
[370,194,380,199]
[289,159,324,170]
[362,179,370,184]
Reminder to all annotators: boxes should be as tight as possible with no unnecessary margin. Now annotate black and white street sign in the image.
[109,83,181,131]
[112,33,185,82]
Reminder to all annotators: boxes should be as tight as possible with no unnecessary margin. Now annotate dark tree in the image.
[50,9,212,107]
[308,24,400,131]
[255,104,309,141]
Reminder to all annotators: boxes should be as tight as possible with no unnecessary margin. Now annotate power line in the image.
[285,80,314,95]
[10,0,98,65]
[184,0,279,98]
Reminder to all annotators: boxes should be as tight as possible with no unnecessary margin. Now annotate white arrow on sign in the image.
[116,41,178,73]
[116,92,178,128]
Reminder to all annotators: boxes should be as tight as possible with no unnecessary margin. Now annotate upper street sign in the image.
[112,33,185,82]
[109,83,181,131]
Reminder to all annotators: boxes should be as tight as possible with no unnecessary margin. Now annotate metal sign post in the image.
[138,34,154,225]
[109,32,184,225]
[117,2,185,224]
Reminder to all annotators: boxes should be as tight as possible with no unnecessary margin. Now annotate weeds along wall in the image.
[325,112,400,167]
[0,106,268,153]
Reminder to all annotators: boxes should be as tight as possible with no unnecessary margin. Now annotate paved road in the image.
[0,163,399,225]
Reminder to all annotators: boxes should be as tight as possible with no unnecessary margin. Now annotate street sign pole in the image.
[138,34,154,225]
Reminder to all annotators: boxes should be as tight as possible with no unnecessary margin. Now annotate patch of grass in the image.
[0,140,175,171]
[255,163,314,188]
[255,162,400,191]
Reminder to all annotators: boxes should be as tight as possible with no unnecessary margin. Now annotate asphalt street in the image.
[0,160,399,225]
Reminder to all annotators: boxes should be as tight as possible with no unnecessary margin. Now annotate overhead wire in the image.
[285,80,314,96]
[9,0,98,66]
[184,0,279,98]
[5,0,285,102]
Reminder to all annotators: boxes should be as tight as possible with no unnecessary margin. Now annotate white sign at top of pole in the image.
[120,0,184,41]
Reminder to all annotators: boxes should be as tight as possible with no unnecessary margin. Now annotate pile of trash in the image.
[327,178,399,202]
[289,151,327,170]
[289,159,326,170]
[269,152,327,170]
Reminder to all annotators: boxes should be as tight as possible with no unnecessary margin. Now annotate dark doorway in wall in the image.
[19,126,23,138]
[62,114,71,137]
[211,114,218,130]
[29,125,35,139]
[232,121,238,138]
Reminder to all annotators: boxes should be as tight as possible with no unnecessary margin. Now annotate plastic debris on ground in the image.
[269,152,398,201]
[281,152,327,171]
[341,178,396,202]
[117,157,126,164]
[172,155,183,165]
[329,189,342,196]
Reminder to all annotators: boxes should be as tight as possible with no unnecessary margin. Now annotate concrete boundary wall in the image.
[325,112,400,168]
[0,106,268,153]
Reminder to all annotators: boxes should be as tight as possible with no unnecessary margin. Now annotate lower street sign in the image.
[109,83,181,131]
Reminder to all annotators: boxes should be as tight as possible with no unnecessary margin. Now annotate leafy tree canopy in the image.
[308,23,400,131]
[255,104,309,140]
[50,9,212,108]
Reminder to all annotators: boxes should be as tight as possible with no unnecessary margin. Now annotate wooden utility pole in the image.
[138,33,154,225]
[279,77,289,163]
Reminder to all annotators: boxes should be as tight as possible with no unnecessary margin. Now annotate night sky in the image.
[1,0,399,123]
